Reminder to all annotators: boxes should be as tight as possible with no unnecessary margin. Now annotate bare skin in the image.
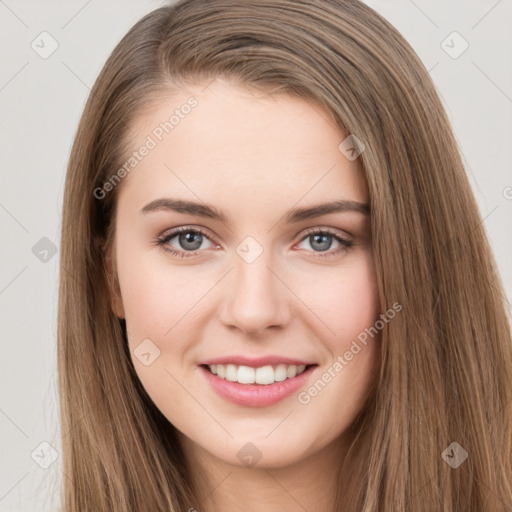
[107,78,380,511]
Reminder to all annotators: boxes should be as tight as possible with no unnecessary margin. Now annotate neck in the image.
[178,432,348,512]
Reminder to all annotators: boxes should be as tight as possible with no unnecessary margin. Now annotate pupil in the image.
[180,231,202,250]
[311,234,331,252]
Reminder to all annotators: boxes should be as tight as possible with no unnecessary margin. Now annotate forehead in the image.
[116,79,368,215]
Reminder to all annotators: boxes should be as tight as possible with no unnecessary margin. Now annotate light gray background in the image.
[1,1,511,511]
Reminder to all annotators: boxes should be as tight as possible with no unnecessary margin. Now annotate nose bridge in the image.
[219,235,290,333]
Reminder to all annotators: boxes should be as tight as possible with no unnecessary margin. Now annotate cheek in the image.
[295,264,380,429]
[119,242,380,355]
[301,256,380,350]
[119,268,171,337]
[117,247,207,341]
[117,254,200,410]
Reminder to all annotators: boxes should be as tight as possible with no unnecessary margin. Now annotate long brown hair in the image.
[58,0,512,510]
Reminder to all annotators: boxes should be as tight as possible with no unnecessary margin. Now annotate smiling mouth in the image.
[201,363,317,385]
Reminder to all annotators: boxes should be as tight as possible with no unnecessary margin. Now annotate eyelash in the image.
[154,226,354,259]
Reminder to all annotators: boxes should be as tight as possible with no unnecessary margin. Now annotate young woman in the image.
[58,0,512,510]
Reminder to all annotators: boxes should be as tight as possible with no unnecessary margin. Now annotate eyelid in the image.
[155,224,354,258]
[153,225,220,259]
[159,225,219,245]
[299,225,352,241]
[293,226,354,259]
[159,225,351,243]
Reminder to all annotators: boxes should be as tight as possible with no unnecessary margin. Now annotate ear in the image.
[102,241,125,319]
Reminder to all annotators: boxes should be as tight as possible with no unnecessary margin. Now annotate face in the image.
[106,78,380,470]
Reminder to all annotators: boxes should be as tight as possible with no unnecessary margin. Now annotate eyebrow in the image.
[140,198,370,223]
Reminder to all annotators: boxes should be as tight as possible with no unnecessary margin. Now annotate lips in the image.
[198,355,319,406]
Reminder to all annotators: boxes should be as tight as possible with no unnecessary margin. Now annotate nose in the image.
[218,250,292,336]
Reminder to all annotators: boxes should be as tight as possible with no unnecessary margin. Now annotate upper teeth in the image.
[209,364,307,385]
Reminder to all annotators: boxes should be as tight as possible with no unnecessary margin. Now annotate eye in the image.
[154,226,218,258]
[295,228,354,259]
[154,226,354,259]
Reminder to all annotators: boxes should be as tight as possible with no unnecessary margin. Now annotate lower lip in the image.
[199,365,317,407]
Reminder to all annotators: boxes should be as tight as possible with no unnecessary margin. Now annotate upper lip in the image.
[200,356,317,368]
